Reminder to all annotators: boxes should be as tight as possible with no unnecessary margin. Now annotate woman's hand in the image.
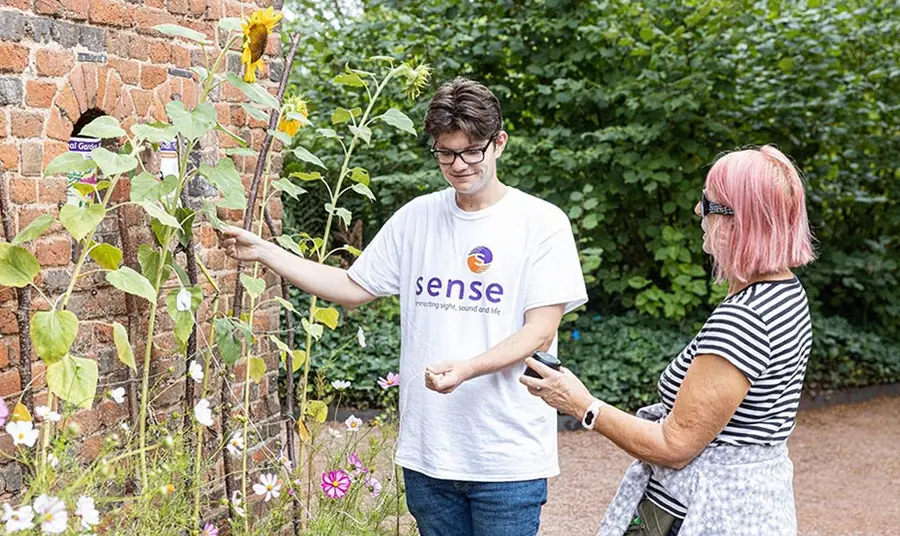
[519,358,595,420]
[219,225,270,263]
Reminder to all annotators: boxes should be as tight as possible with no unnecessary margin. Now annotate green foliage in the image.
[285,0,900,334]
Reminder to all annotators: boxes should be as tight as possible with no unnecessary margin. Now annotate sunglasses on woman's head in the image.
[701,190,734,217]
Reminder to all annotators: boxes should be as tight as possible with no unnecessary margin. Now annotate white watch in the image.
[581,399,605,430]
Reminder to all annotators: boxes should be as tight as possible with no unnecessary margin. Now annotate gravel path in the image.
[539,396,899,536]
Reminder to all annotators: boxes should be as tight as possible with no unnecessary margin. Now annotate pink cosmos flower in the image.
[347,452,368,477]
[365,475,382,497]
[201,523,218,536]
[377,372,399,389]
[321,470,351,499]
[0,397,8,428]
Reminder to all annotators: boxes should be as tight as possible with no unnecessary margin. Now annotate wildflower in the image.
[0,397,9,428]
[344,415,362,432]
[253,473,281,502]
[230,491,246,518]
[326,428,342,439]
[6,420,39,448]
[365,475,382,497]
[331,379,351,391]
[47,453,59,469]
[193,399,213,427]
[159,484,175,495]
[33,494,67,534]
[240,7,282,83]
[377,372,400,389]
[347,452,368,476]
[2,503,35,532]
[74,496,100,530]
[356,326,366,348]
[277,94,308,137]
[226,431,244,457]
[34,406,61,423]
[110,387,126,404]
[279,448,292,472]
[320,470,351,499]
[188,360,204,383]
[176,288,193,312]
[201,522,219,536]
[120,422,130,433]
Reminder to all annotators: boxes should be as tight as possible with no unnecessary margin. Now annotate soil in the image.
[539,396,900,536]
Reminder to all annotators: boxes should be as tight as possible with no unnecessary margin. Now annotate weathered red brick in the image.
[109,57,139,86]
[42,141,68,172]
[131,89,153,117]
[46,108,73,142]
[10,111,44,139]
[25,81,58,109]
[148,40,171,63]
[0,368,21,398]
[38,177,69,204]
[8,178,37,204]
[0,144,17,172]
[140,65,168,90]
[81,64,99,109]
[0,43,29,74]
[129,35,150,61]
[36,49,74,77]
[68,62,89,114]
[112,90,135,121]
[89,0,135,27]
[103,73,124,113]
[34,236,72,267]
[35,0,90,19]
[55,84,80,124]
[0,112,6,139]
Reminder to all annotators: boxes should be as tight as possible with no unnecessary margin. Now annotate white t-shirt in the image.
[348,186,588,481]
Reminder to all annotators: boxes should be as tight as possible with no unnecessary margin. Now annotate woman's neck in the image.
[728,270,795,296]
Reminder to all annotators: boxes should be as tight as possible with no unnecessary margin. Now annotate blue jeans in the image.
[403,468,548,536]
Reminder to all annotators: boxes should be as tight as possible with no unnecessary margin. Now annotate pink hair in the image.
[704,145,816,284]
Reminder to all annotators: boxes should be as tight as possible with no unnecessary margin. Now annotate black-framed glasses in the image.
[701,189,734,217]
[430,134,498,166]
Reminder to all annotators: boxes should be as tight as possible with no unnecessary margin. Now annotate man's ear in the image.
[494,131,509,158]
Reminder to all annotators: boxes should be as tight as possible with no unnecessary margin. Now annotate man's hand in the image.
[424,361,473,395]
[220,225,269,263]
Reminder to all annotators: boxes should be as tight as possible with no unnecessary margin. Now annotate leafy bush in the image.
[285,0,900,334]
[806,314,900,394]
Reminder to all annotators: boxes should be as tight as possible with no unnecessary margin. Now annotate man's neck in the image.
[455,180,508,212]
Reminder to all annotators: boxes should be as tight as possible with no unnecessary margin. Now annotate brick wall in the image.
[0,0,288,495]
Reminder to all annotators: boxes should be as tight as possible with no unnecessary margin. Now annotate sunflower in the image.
[241,7,282,83]
[278,94,309,137]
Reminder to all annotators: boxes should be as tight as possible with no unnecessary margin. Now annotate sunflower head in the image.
[277,94,309,138]
[241,7,283,83]
[399,61,432,100]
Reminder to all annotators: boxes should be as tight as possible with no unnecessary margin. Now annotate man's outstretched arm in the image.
[220,225,377,309]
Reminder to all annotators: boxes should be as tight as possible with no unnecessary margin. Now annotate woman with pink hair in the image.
[522,145,815,536]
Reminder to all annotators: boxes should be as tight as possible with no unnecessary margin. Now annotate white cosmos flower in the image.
[34,406,60,422]
[110,387,126,404]
[176,288,193,312]
[188,360,204,383]
[344,415,362,432]
[252,473,281,502]
[193,399,213,427]
[230,491,246,518]
[331,380,351,390]
[356,326,366,348]
[326,428,342,439]
[2,503,35,532]
[33,494,67,534]
[74,496,100,529]
[47,453,59,469]
[226,431,244,457]
[6,421,39,448]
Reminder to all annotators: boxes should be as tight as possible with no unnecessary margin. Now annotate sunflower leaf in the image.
[154,24,212,44]
[218,17,242,32]
[226,73,280,110]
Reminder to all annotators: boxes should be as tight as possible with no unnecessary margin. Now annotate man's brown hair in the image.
[424,77,503,143]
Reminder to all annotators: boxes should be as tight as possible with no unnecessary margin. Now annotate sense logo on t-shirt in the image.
[467,246,493,273]
[413,244,505,313]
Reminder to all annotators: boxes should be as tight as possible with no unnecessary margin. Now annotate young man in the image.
[220,77,587,536]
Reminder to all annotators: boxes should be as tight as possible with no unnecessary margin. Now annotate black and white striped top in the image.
[645,277,812,518]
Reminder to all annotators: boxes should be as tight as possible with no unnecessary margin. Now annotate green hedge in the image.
[295,304,900,411]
